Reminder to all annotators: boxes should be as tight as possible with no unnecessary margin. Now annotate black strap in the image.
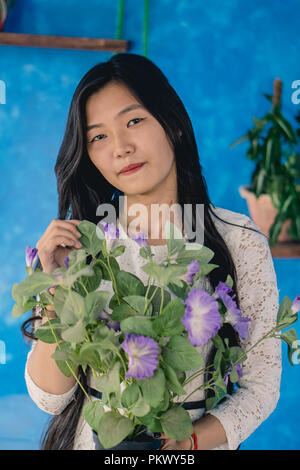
[87,386,206,410]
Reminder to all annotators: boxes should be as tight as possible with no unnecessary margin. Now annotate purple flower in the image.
[25,246,38,267]
[182,289,222,347]
[121,333,160,380]
[223,363,243,386]
[100,221,120,240]
[99,311,120,332]
[133,233,148,247]
[64,255,69,267]
[213,281,251,340]
[213,281,235,299]
[291,296,300,314]
[185,259,200,285]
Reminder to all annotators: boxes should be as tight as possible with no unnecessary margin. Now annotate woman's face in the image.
[85,81,177,198]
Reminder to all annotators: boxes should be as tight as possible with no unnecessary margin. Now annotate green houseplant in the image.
[231,79,300,247]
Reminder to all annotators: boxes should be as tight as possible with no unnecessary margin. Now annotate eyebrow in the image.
[86,104,145,132]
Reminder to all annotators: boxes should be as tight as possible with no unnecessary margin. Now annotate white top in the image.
[24,206,282,450]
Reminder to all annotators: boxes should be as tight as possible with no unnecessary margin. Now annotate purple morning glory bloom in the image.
[25,246,38,267]
[98,311,120,332]
[100,221,120,240]
[213,281,235,298]
[121,333,160,380]
[133,233,148,247]
[213,281,251,340]
[291,296,300,314]
[185,259,200,285]
[182,289,222,347]
[223,363,243,386]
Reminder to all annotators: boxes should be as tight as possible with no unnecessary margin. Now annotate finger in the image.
[54,220,82,239]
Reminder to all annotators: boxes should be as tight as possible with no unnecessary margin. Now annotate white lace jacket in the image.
[24,206,282,450]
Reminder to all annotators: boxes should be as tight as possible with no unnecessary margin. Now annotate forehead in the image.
[85,82,140,118]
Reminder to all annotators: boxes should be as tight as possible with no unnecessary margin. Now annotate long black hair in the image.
[21,53,266,450]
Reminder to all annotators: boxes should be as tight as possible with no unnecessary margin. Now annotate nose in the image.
[112,132,135,159]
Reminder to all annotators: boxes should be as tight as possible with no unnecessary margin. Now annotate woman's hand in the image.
[159,433,192,450]
[36,218,82,274]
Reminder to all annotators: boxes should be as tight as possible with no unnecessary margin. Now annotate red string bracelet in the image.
[191,432,198,450]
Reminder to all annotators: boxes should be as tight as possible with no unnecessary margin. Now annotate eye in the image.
[89,118,145,143]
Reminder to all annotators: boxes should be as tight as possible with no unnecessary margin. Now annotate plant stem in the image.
[39,303,92,403]
[143,275,153,315]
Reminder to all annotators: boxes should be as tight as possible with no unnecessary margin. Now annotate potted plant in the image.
[11,220,299,450]
[231,78,300,247]
[0,0,15,31]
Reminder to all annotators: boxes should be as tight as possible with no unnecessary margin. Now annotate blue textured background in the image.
[0,0,299,450]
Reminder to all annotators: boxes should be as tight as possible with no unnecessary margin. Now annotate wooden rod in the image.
[270,241,300,259]
[0,32,129,51]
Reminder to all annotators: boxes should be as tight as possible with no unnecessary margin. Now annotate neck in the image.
[118,193,184,244]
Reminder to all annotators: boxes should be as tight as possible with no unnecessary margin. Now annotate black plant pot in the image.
[92,427,162,450]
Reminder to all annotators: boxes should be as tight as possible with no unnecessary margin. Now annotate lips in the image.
[120,162,145,174]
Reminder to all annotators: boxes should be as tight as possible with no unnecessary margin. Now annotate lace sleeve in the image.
[207,217,282,450]
[24,309,78,415]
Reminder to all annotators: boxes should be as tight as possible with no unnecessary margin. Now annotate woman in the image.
[22,53,281,450]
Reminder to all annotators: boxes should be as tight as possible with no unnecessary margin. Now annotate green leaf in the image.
[161,362,186,396]
[77,220,104,258]
[110,302,138,322]
[56,290,85,325]
[276,296,293,326]
[255,168,267,196]
[61,318,86,343]
[74,263,102,296]
[176,245,214,265]
[95,256,120,281]
[162,335,203,371]
[160,406,193,441]
[13,272,56,299]
[152,299,185,336]
[137,367,166,408]
[121,383,141,409]
[51,343,78,377]
[280,328,299,366]
[167,280,190,300]
[122,295,153,316]
[164,221,186,256]
[146,285,171,313]
[228,346,247,365]
[35,319,66,343]
[93,361,121,393]
[120,316,157,338]
[115,270,145,297]
[273,113,297,143]
[84,290,110,323]
[82,401,105,433]
[225,275,234,289]
[97,411,134,449]
[110,245,126,257]
[59,266,94,288]
[130,396,151,417]
[142,263,187,287]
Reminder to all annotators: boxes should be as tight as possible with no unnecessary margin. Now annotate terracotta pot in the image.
[239,184,292,242]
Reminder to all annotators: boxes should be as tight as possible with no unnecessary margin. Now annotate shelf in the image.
[270,241,300,259]
[0,32,129,51]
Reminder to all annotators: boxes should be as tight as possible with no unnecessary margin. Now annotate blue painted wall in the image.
[0,0,299,450]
